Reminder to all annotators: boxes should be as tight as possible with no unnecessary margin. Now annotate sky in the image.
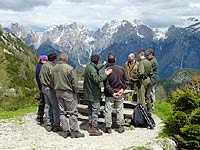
[0,0,199,31]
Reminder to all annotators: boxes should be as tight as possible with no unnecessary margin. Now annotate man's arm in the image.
[138,61,146,80]
[36,64,42,90]
[104,78,114,95]
[70,68,79,93]
[90,67,108,84]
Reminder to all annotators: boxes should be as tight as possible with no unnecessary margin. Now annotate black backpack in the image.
[131,103,155,129]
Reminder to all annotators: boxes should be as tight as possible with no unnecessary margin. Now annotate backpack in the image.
[131,103,155,129]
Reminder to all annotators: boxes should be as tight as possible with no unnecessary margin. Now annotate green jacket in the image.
[51,61,78,93]
[124,61,139,82]
[149,57,158,85]
[83,62,107,102]
[138,58,153,85]
[39,61,55,88]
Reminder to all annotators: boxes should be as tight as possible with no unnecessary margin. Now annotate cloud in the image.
[0,0,52,11]
[0,0,199,30]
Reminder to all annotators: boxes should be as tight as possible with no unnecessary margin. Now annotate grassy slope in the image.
[0,29,39,111]
[0,106,37,120]
[153,100,173,121]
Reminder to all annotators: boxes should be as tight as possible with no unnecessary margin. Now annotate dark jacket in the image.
[104,63,128,97]
[35,62,43,91]
[83,62,107,102]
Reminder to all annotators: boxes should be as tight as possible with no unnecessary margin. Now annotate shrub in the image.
[165,75,200,149]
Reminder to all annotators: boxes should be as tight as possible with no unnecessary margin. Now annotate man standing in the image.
[40,52,62,132]
[35,55,48,124]
[146,49,158,109]
[137,50,153,112]
[51,53,84,138]
[104,53,128,134]
[83,54,112,136]
[124,53,139,101]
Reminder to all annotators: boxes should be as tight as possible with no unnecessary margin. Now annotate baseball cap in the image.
[39,55,48,61]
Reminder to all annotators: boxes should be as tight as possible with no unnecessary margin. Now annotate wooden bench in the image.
[77,81,135,119]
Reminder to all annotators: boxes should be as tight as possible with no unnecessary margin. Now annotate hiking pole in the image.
[139,104,154,129]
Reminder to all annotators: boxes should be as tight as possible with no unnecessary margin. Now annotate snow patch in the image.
[35,35,42,49]
[46,25,57,32]
[136,31,144,38]
[54,32,64,43]
[85,36,96,43]
[132,19,143,27]
[135,26,144,38]
[153,28,167,40]
[3,48,13,55]
[177,17,199,28]
[77,55,86,67]
[103,20,122,35]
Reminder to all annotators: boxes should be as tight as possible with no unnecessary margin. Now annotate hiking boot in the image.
[57,131,70,138]
[89,126,103,136]
[52,126,63,132]
[45,125,52,132]
[116,125,125,133]
[70,131,85,138]
[35,118,44,125]
[63,131,70,138]
[105,127,112,134]
[88,124,93,133]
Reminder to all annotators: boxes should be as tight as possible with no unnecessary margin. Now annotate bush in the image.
[165,75,200,149]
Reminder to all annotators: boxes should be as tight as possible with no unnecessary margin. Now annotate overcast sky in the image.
[0,0,199,31]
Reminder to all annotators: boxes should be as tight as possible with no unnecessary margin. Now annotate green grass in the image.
[153,100,173,121]
[0,106,37,120]
[153,100,173,137]
[123,146,153,150]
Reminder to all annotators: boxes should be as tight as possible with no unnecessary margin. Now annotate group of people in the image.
[125,49,158,112]
[35,53,84,138]
[35,49,158,138]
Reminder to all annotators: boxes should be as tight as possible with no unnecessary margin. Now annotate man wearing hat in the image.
[35,55,48,124]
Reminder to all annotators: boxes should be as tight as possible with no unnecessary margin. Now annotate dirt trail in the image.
[0,113,163,150]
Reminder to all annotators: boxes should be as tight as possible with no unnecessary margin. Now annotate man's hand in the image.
[113,93,119,98]
[117,89,124,97]
[105,68,112,75]
[112,89,124,99]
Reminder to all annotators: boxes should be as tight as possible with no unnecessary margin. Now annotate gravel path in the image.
[0,113,163,150]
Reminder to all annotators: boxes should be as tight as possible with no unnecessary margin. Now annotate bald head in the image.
[60,53,68,62]
[128,53,135,62]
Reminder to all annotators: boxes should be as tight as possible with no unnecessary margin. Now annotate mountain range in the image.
[4,17,200,78]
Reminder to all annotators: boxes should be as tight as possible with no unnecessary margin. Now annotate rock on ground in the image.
[0,113,163,150]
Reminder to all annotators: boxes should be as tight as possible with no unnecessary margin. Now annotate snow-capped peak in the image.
[177,17,199,28]
[12,21,18,25]
[46,25,57,32]
[153,28,167,40]
[101,20,129,35]
[132,19,143,27]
